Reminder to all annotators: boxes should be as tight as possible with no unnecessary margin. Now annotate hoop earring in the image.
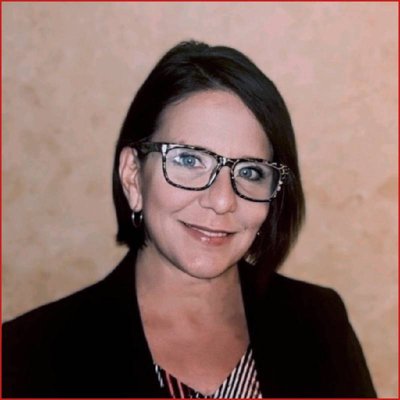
[131,211,143,229]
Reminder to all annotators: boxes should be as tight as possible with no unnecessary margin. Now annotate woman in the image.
[2,41,377,398]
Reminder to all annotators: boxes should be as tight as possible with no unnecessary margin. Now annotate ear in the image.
[119,147,143,212]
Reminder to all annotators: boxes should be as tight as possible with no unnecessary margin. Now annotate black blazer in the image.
[2,250,377,398]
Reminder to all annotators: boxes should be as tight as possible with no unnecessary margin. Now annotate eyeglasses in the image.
[131,142,290,203]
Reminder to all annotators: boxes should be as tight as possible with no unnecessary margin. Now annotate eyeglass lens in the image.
[165,148,280,201]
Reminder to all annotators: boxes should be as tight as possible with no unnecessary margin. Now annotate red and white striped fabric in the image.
[154,345,263,398]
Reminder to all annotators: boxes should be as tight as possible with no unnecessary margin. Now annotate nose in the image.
[199,167,237,214]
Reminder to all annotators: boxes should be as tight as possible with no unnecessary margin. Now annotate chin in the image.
[177,255,237,280]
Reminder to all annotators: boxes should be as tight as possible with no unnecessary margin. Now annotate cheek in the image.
[140,161,195,220]
[240,203,270,232]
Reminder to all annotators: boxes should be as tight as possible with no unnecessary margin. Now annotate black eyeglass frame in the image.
[130,142,290,203]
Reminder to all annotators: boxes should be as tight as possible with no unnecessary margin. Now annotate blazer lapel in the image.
[101,249,170,398]
[239,261,305,398]
[239,261,324,398]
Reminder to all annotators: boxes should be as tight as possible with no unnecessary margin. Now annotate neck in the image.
[135,245,245,325]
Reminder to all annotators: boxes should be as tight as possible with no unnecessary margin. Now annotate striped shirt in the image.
[154,345,263,398]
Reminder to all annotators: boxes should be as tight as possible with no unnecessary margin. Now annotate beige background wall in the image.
[2,2,398,397]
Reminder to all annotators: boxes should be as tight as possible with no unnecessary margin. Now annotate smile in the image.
[186,225,227,237]
[183,223,233,235]
[181,222,235,246]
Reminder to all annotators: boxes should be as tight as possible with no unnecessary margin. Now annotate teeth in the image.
[189,225,228,237]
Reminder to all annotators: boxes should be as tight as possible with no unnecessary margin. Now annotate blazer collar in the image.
[104,248,169,397]
[238,259,289,397]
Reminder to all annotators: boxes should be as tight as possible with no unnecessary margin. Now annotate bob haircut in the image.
[112,40,305,276]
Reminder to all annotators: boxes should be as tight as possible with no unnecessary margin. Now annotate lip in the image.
[183,222,234,234]
[181,222,236,246]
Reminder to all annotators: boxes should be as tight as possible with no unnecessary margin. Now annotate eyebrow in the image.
[175,140,270,160]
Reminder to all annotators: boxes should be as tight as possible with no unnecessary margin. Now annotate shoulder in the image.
[2,267,120,358]
[271,273,347,309]
[2,273,117,397]
[240,259,348,319]
[241,266,352,347]
[3,277,105,339]
[2,251,134,341]
[2,250,135,359]
[272,275,377,397]
[1,251,141,397]
[262,272,350,329]
[2,278,106,377]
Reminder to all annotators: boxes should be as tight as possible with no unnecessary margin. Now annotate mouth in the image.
[181,222,235,241]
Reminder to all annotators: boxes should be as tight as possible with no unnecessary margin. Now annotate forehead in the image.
[153,90,272,159]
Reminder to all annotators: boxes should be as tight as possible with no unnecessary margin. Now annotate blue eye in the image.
[181,155,196,166]
[238,167,264,181]
[172,153,203,168]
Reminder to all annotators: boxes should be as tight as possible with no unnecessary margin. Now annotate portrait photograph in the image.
[2,1,398,398]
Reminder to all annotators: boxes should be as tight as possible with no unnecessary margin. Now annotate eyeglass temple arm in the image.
[131,142,163,157]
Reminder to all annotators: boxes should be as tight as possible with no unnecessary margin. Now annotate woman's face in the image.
[124,90,271,279]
